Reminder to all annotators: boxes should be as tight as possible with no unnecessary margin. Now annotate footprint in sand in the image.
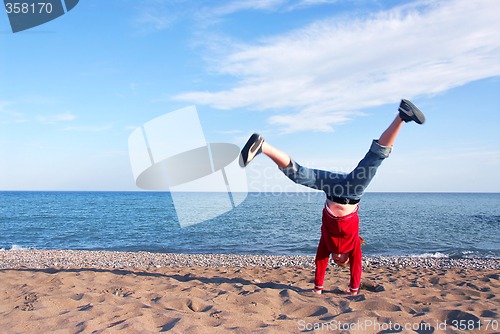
[71,293,85,301]
[283,304,330,319]
[481,310,498,318]
[361,300,402,312]
[78,303,93,311]
[165,297,212,313]
[361,281,385,292]
[444,310,482,330]
[159,318,182,332]
[339,300,352,313]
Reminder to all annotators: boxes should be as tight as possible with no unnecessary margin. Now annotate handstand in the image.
[240,99,425,295]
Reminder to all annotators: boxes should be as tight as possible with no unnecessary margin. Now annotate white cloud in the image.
[37,112,76,124]
[287,0,339,10]
[133,0,191,33]
[269,109,363,133]
[62,124,113,132]
[1,102,76,125]
[0,101,27,124]
[203,0,338,17]
[134,10,173,31]
[176,0,500,132]
[208,0,286,16]
[297,0,337,5]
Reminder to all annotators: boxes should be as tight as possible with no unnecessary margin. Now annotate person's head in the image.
[332,253,349,267]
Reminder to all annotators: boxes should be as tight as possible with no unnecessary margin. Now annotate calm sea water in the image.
[0,192,499,258]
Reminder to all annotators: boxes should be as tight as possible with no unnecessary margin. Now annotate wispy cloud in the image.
[0,101,27,124]
[202,0,338,17]
[62,124,113,132]
[134,10,174,32]
[207,0,286,16]
[286,0,339,11]
[214,129,243,135]
[1,100,77,125]
[37,112,76,124]
[295,0,338,5]
[132,0,192,33]
[196,0,338,28]
[176,0,500,132]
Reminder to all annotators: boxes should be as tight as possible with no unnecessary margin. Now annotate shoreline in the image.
[1,249,499,270]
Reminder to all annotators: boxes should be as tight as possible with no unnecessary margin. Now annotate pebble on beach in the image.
[0,250,498,270]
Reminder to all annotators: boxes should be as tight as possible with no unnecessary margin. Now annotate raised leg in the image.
[261,142,291,168]
[378,115,403,147]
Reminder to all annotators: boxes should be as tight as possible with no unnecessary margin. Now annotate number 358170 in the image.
[5,2,53,14]
[451,319,498,331]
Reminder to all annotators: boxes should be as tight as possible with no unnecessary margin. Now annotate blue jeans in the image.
[279,140,392,201]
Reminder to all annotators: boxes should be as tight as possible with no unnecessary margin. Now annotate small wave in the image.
[7,244,32,251]
[458,250,500,259]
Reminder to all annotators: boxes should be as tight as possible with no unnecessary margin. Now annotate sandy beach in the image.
[0,250,498,333]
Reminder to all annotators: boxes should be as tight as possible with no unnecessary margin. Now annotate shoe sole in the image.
[400,99,426,124]
[240,134,263,167]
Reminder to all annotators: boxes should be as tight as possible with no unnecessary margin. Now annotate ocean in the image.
[0,191,499,259]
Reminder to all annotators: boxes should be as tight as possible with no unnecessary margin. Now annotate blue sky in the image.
[0,0,499,192]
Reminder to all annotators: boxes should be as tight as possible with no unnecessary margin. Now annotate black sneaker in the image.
[398,99,426,124]
[239,133,264,167]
